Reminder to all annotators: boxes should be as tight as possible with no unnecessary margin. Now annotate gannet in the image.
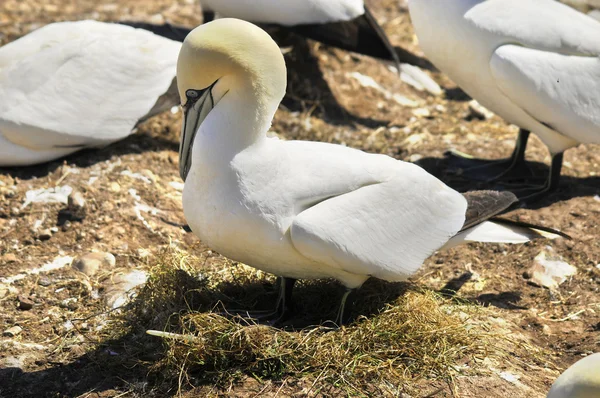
[0,20,181,166]
[408,0,600,201]
[178,19,565,325]
[200,0,421,72]
[547,353,600,398]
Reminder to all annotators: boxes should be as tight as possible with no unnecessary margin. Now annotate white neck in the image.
[192,81,277,165]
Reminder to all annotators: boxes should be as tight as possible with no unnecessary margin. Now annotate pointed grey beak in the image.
[179,80,219,181]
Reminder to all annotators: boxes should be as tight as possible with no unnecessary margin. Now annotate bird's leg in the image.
[258,277,296,325]
[334,288,356,326]
[449,129,534,182]
[515,152,564,203]
[221,277,297,326]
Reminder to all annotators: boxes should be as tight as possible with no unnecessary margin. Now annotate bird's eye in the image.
[186,89,199,99]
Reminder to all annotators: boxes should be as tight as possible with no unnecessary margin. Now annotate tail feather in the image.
[442,218,568,251]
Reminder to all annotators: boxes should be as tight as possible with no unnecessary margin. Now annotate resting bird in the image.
[408,0,600,201]
[0,20,181,166]
[177,18,565,325]
[547,353,600,398]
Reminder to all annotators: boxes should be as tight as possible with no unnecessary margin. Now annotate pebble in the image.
[3,326,22,337]
[38,277,52,287]
[72,252,116,277]
[37,229,52,241]
[109,182,121,193]
[62,220,72,231]
[18,295,34,310]
[60,298,79,311]
[2,253,18,263]
[67,190,86,220]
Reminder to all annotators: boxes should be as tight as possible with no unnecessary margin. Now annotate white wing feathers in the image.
[468,0,600,56]
[490,45,600,146]
[0,20,181,150]
[282,143,468,282]
[200,0,365,26]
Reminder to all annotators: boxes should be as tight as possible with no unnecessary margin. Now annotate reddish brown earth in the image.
[0,0,599,397]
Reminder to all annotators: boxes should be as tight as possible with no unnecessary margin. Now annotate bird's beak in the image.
[179,80,219,181]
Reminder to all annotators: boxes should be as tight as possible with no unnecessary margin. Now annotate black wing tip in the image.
[489,217,572,240]
[461,190,519,232]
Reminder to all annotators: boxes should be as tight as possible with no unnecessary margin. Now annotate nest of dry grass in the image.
[106,245,536,396]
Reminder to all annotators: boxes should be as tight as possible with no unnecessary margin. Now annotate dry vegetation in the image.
[1,0,599,397]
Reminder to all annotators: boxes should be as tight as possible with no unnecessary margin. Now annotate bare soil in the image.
[0,0,599,397]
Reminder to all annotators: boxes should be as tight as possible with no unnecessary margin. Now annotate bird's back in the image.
[201,0,364,25]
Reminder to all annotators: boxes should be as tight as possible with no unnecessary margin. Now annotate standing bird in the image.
[547,353,600,398]
[177,18,565,325]
[199,0,433,74]
[0,20,181,166]
[408,0,600,201]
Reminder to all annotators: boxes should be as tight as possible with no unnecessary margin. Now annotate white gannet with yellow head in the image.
[177,18,565,325]
[547,353,600,398]
[0,20,181,166]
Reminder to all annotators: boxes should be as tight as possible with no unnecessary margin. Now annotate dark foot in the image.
[512,152,564,204]
[447,129,532,183]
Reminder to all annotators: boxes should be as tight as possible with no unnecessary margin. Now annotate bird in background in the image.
[547,353,600,398]
[176,18,566,325]
[123,0,442,95]
[408,0,600,202]
[201,0,412,71]
[0,20,181,166]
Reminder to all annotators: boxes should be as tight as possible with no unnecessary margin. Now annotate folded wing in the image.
[288,152,467,282]
[0,20,181,150]
[490,44,600,146]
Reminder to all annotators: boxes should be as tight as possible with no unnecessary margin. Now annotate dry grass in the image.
[99,245,547,396]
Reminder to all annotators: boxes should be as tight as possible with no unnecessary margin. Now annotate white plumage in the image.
[0,20,181,166]
[177,19,561,323]
[200,0,365,26]
[408,0,600,197]
[547,353,600,398]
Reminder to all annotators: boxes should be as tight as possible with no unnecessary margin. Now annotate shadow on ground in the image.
[416,154,600,209]
[0,129,180,182]
[0,270,409,397]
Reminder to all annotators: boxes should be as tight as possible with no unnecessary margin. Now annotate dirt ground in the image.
[1,0,599,397]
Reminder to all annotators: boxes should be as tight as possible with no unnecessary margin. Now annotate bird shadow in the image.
[439,272,528,310]
[0,269,410,397]
[414,153,600,209]
[0,129,179,181]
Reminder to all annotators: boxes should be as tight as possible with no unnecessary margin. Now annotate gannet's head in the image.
[176,18,286,181]
[547,353,600,398]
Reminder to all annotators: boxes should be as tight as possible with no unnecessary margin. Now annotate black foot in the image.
[447,129,533,183]
[512,152,564,204]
